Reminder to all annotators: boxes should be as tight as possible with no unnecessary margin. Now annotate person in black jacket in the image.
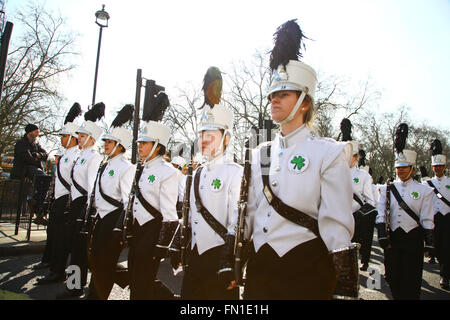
[10,124,49,224]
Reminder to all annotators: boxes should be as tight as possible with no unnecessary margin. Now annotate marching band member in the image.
[375,123,434,299]
[426,139,450,290]
[36,104,81,285]
[180,67,242,300]
[87,105,135,300]
[243,20,356,300]
[56,103,105,298]
[341,120,377,272]
[126,91,179,299]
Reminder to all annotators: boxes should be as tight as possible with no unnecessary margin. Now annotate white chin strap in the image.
[274,91,307,126]
[65,135,74,149]
[81,134,93,149]
[107,141,120,160]
[406,166,415,181]
[144,140,159,162]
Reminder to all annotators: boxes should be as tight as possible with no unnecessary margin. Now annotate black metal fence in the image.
[0,175,54,241]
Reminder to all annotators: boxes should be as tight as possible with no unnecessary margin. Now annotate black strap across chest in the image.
[193,166,228,241]
[57,155,71,192]
[353,193,364,207]
[98,164,123,209]
[426,180,450,207]
[260,144,320,238]
[135,166,163,220]
[71,157,87,196]
[389,184,420,225]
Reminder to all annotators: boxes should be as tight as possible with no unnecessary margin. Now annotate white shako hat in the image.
[430,139,447,166]
[76,102,105,142]
[267,19,317,126]
[171,156,186,167]
[394,123,416,168]
[137,120,171,148]
[102,104,134,150]
[59,102,82,138]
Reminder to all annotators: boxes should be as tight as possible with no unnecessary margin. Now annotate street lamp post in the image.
[92,4,109,107]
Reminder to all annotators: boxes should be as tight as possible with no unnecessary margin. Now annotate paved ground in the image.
[1,222,449,300]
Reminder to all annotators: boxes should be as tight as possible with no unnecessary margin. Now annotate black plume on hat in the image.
[64,102,82,125]
[269,19,309,71]
[111,104,134,128]
[340,118,353,142]
[431,139,443,156]
[358,149,366,167]
[394,123,408,154]
[200,66,223,109]
[377,176,385,185]
[84,102,105,122]
[419,165,428,178]
[142,91,170,122]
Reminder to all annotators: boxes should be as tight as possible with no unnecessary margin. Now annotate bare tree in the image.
[0,1,78,155]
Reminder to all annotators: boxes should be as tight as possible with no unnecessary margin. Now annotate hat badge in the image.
[274,65,288,82]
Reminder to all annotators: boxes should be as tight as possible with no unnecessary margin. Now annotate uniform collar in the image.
[64,145,78,154]
[436,175,447,182]
[80,145,94,154]
[277,124,310,149]
[143,155,162,168]
[107,152,124,164]
[396,177,413,187]
[204,153,233,171]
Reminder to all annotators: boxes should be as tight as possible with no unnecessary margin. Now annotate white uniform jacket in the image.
[350,166,376,212]
[71,146,103,201]
[427,176,450,216]
[177,170,187,203]
[55,146,79,200]
[189,154,243,255]
[376,178,434,232]
[94,153,135,219]
[246,125,354,258]
[132,156,179,226]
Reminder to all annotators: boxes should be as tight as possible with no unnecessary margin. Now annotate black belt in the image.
[193,166,228,241]
[353,193,364,207]
[427,180,450,207]
[260,144,320,238]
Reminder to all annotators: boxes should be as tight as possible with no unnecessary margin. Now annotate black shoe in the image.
[440,278,450,290]
[55,288,84,300]
[33,262,50,270]
[360,263,369,271]
[35,273,65,285]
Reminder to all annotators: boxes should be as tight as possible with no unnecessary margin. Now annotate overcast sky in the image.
[6,0,450,133]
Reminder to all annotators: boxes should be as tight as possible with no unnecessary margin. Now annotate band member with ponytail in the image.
[179,67,242,300]
[55,103,105,298]
[87,105,135,300]
[375,123,434,299]
[35,103,81,285]
[242,20,356,300]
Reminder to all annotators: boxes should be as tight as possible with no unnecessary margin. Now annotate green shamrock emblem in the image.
[81,159,85,164]
[291,156,306,171]
[446,185,450,190]
[148,175,155,183]
[64,158,68,163]
[108,170,114,176]
[411,191,419,199]
[211,178,222,190]
[353,177,360,184]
